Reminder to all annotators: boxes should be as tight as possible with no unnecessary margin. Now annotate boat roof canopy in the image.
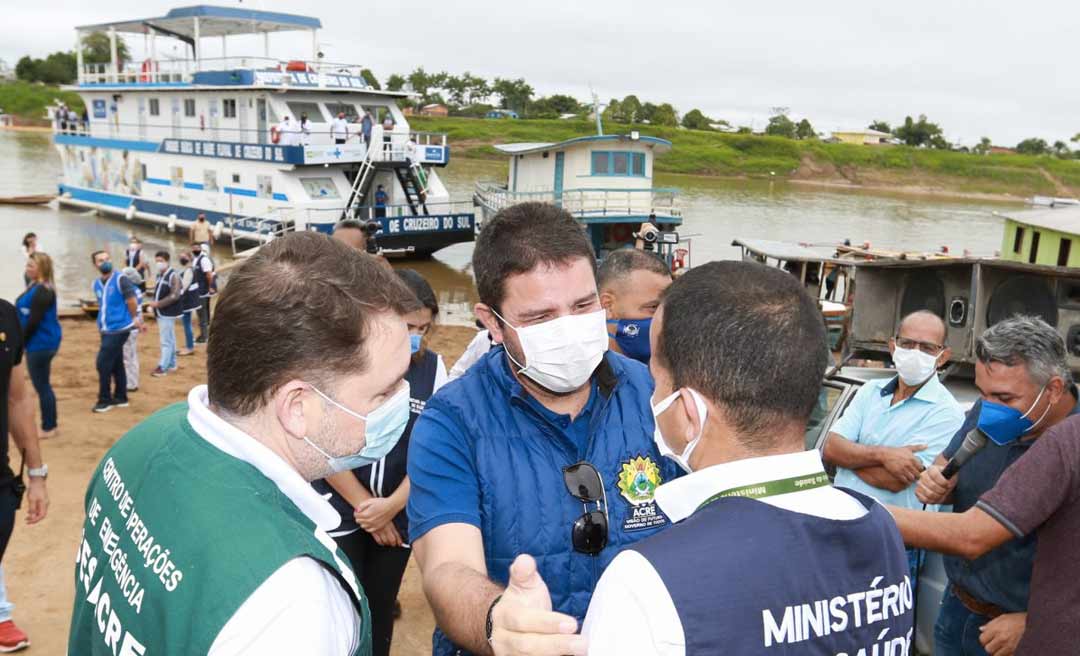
[997,206,1080,236]
[731,238,852,265]
[77,5,322,37]
[494,134,673,156]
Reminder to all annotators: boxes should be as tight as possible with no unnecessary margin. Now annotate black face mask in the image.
[179,258,190,266]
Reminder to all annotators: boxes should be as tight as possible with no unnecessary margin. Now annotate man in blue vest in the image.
[408,202,680,656]
[584,261,914,654]
[90,250,142,413]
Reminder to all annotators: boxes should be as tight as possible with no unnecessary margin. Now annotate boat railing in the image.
[474,182,681,220]
[79,56,371,87]
[304,200,478,224]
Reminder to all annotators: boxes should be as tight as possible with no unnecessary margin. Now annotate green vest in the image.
[67,402,372,655]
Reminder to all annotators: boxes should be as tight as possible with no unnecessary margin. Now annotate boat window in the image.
[1059,239,1073,267]
[591,150,647,177]
[286,102,326,123]
[1029,231,1041,264]
[257,175,273,199]
[149,99,160,117]
[1012,227,1024,254]
[232,173,241,184]
[183,99,196,118]
[170,167,183,187]
[223,99,237,119]
[204,170,219,193]
[325,102,360,122]
[301,177,341,200]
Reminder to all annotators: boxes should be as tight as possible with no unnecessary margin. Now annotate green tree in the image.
[651,103,678,127]
[359,68,380,90]
[81,31,129,65]
[465,74,491,105]
[681,108,713,130]
[639,102,658,124]
[1016,138,1049,155]
[406,67,433,99]
[973,137,992,155]
[868,120,891,133]
[1053,140,1071,158]
[15,52,76,84]
[492,77,533,114]
[443,74,468,105]
[765,113,796,138]
[602,98,622,122]
[795,118,816,140]
[893,114,945,147]
[620,95,642,122]
[15,56,38,82]
[385,73,406,92]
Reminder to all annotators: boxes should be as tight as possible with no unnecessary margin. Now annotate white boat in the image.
[54,5,475,255]
[472,130,686,268]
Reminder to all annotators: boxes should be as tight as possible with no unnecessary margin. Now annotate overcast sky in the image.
[2,0,1074,146]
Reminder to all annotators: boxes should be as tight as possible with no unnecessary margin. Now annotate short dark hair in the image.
[597,248,671,291]
[657,260,828,449]
[396,268,439,317]
[155,250,170,261]
[22,233,36,248]
[208,232,420,416]
[90,250,106,264]
[333,220,365,234]
[472,202,595,311]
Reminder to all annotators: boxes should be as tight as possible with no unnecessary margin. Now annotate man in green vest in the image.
[68,232,421,656]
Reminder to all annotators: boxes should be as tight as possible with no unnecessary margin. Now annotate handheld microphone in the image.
[941,428,988,479]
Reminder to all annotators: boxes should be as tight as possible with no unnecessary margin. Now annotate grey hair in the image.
[597,248,671,291]
[975,315,1070,385]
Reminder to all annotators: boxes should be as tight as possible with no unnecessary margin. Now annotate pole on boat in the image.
[193,16,201,72]
[108,27,118,81]
[263,32,270,59]
[75,29,84,84]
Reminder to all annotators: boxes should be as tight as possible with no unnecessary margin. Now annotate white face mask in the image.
[155,261,167,273]
[492,307,608,394]
[892,345,939,386]
[652,388,709,473]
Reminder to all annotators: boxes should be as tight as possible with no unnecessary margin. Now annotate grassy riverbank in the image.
[412,116,1080,199]
[0,81,83,125]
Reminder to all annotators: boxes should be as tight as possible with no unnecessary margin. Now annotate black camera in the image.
[362,220,381,254]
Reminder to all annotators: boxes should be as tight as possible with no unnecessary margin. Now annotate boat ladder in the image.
[394,165,429,216]
[342,145,377,220]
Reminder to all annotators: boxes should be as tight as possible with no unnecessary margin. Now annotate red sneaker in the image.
[0,620,29,652]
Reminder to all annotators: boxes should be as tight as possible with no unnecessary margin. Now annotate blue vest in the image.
[193,253,213,298]
[93,272,133,333]
[427,348,679,656]
[154,268,183,318]
[15,284,61,352]
[180,267,200,313]
[632,489,914,654]
[314,348,440,541]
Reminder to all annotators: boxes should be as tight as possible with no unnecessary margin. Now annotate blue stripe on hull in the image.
[54,134,160,152]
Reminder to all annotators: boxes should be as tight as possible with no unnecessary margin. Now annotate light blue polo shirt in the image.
[831,374,963,509]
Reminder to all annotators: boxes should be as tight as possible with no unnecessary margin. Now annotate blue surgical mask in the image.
[977,385,1050,445]
[98,261,113,275]
[410,334,423,355]
[608,318,652,364]
[304,382,411,472]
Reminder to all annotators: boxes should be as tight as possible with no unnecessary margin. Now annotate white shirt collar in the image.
[655,450,828,523]
[185,385,340,532]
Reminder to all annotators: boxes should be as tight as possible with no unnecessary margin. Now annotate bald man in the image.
[332,220,392,271]
[823,310,964,509]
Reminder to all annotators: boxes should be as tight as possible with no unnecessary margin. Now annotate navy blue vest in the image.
[180,267,200,313]
[154,268,183,318]
[193,253,213,297]
[631,489,914,655]
[314,349,440,541]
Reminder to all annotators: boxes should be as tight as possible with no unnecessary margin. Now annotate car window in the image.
[805,381,850,450]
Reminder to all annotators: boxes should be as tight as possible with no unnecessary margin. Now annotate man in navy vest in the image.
[408,202,680,656]
[584,261,914,655]
[90,250,142,413]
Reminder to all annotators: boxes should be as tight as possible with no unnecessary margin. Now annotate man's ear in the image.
[274,380,317,441]
[1046,375,1067,406]
[475,303,505,345]
[938,347,952,368]
[599,290,615,315]
[678,388,703,441]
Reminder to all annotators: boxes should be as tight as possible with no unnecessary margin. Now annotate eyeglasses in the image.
[562,461,609,555]
[895,336,945,356]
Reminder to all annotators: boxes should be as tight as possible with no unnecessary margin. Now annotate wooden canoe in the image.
[0,195,55,205]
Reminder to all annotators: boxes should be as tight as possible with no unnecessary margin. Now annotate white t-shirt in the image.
[448,330,492,381]
[330,118,349,140]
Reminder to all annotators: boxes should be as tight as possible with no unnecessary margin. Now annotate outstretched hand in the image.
[489,554,587,656]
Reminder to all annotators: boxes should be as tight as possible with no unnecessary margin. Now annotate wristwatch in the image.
[485,594,503,643]
[27,464,47,479]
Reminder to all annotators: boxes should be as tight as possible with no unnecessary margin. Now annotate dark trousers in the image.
[26,350,57,430]
[335,528,411,656]
[197,297,211,339]
[335,138,347,144]
[96,332,128,405]
[934,587,992,656]
[0,484,18,563]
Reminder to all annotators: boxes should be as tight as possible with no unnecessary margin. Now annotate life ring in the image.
[610,223,634,244]
[672,248,689,272]
[270,126,281,144]
[139,59,157,82]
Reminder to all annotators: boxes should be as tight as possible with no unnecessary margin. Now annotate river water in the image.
[0,129,1016,324]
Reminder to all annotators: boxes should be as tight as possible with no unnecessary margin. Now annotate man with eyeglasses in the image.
[583,260,913,654]
[408,202,680,656]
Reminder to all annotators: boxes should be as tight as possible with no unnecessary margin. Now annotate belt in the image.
[952,584,1004,619]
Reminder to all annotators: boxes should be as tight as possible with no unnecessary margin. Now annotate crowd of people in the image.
[0,201,1072,655]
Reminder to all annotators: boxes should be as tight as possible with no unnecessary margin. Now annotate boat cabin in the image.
[998,206,1080,268]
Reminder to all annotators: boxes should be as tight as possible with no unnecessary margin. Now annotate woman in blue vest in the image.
[16,253,61,438]
[313,268,447,656]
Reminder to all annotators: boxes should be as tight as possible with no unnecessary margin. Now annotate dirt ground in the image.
[5,316,477,654]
